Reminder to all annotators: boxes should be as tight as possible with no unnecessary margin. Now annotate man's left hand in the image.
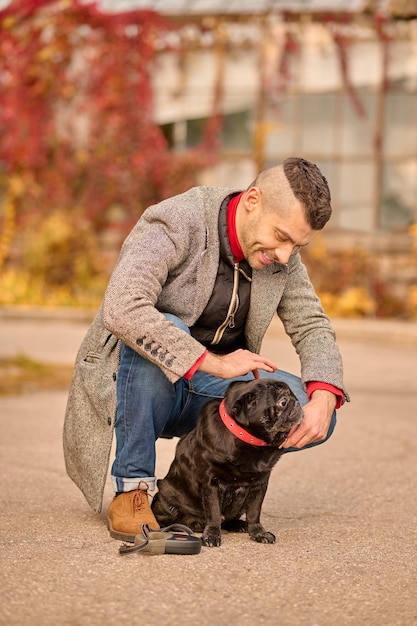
[280,389,337,449]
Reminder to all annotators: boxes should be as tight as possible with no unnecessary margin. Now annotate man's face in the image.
[237,195,316,270]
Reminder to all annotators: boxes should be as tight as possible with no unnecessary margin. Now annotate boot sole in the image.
[107,517,136,543]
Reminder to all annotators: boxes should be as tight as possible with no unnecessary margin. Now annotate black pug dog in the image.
[152,378,303,547]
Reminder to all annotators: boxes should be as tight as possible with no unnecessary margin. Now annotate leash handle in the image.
[119,523,199,556]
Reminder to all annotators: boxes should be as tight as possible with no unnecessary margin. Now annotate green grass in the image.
[0,355,74,396]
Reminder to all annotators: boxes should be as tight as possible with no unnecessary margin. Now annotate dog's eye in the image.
[277,398,288,408]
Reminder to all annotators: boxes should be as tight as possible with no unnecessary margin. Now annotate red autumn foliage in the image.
[0,0,218,235]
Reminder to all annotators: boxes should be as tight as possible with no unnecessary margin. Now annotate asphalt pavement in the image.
[0,311,416,626]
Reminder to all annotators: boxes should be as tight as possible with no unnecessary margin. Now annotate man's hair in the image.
[252,157,332,230]
[282,157,332,230]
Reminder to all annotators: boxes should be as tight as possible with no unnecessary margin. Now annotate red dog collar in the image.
[219,398,269,447]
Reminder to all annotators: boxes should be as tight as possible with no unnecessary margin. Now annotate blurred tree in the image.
[0,0,216,261]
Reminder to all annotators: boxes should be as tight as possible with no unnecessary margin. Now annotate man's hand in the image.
[198,349,278,380]
[280,389,337,449]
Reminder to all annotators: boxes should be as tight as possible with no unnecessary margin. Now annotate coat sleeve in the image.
[101,200,209,383]
[277,251,349,403]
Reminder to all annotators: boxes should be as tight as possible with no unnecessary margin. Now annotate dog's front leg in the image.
[246,482,276,544]
[201,481,222,547]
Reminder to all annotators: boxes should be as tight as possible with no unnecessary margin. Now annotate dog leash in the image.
[119,523,202,555]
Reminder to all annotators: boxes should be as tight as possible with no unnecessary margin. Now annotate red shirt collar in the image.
[227,192,244,262]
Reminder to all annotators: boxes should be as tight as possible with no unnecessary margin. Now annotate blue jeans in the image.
[111,314,337,492]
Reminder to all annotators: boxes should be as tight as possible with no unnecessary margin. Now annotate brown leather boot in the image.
[107,482,160,542]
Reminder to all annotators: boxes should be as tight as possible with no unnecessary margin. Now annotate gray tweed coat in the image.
[63,186,348,512]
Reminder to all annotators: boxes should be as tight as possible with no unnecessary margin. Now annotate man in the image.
[63,157,349,542]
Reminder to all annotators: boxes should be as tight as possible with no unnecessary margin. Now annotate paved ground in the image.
[0,312,416,626]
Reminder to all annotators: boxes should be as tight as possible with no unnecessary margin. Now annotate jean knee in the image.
[260,369,308,406]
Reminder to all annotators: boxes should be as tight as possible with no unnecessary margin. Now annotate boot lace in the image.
[132,480,153,515]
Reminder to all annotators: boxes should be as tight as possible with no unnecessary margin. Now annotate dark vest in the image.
[190,194,252,354]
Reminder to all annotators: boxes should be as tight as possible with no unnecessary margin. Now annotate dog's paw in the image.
[201,526,222,547]
[250,530,276,544]
[248,523,276,544]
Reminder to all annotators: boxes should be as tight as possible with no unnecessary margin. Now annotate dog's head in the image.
[222,378,303,447]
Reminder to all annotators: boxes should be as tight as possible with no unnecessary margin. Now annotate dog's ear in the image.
[231,392,258,426]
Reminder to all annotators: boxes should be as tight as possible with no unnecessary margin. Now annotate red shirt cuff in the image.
[306,381,344,409]
[183,350,209,380]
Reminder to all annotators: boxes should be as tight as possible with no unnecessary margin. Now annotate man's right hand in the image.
[198,349,278,380]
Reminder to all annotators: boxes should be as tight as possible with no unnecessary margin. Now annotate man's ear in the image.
[243,186,261,213]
